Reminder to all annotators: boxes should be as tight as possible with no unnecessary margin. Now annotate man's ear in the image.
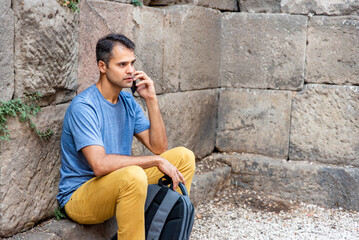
[98,60,107,73]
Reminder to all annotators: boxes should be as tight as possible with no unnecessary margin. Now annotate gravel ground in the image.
[191,185,359,240]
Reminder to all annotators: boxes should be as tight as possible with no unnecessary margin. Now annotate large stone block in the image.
[149,0,239,11]
[0,5,14,101]
[220,13,307,90]
[6,218,117,240]
[78,4,220,94]
[239,0,281,13]
[289,84,359,166]
[197,0,238,11]
[158,90,218,158]
[190,166,231,206]
[306,16,359,85]
[216,89,292,158]
[132,7,176,94]
[78,2,181,94]
[162,9,182,92]
[77,1,134,93]
[1,0,11,9]
[166,5,221,91]
[13,0,79,105]
[281,0,359,15]
[218,153,359,211]
[0,104,69,237]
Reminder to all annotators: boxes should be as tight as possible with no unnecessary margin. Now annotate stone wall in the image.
[0,0,358,237]
[1,0,79,237]
[216,0,359,213]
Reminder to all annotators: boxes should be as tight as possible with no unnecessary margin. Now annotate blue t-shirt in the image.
[57,85,150,208]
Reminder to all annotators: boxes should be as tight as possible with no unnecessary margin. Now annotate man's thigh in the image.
[65,165,147,224]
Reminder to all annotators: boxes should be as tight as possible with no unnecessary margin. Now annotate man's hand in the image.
[157,157,186,191]
[133,71,156,101]
[133,70,168,155]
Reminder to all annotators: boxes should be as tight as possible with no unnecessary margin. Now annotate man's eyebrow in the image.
[116,59,136,64]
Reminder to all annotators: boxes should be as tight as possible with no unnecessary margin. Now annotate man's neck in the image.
[95,78,122,104]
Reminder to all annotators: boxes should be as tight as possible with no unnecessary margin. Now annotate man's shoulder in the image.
[66,85,99,114]
[70,85,97,105]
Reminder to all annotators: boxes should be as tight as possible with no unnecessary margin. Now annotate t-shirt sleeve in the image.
[133,99,150,134]
[67,103,104,151]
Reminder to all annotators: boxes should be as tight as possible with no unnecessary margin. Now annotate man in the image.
[57,33,196,239]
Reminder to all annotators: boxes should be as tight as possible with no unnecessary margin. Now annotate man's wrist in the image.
[154,156,164,167]
[145,95,158,103]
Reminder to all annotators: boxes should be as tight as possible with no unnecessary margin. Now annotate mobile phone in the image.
[131,79,137,94]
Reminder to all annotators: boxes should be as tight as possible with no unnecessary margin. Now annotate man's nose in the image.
[127,64,135,74]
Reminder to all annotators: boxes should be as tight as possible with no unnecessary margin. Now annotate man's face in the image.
[101,44,136,90]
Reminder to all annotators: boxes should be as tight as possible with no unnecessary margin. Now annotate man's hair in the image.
[96,33,135,66]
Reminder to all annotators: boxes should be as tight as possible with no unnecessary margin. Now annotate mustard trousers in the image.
[64,147,196,240]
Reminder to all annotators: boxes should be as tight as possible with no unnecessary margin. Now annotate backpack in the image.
[145,175,195,240]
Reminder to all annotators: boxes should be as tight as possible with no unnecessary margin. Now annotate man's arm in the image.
[82,145,185,190]
[133,71,168,154]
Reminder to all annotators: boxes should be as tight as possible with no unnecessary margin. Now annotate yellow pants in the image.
[64,147,196,240]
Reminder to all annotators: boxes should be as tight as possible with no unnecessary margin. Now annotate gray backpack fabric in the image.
[145,175,195,240]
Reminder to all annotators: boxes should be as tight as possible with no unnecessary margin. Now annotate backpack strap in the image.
[159,175,189,196]
[146,189,180,240]
[145,185,162,211]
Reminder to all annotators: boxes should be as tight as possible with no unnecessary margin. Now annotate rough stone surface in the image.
[190,166,231,207]
[132,90,218,158]
[0,4,14,101]
[161,9,182,93]
[166,5,221,91]
[131,7,171,94]
[306,16,359,85]
[13,0,79,105]
[39,218,117,240]
[0,104,69,237]
[149,0,239,11]
[281,0,359,15]
[77,3,177,94]
[77,1,133,93]
[239,0,281,13]
[220,13,307,90]
[1,0,11,9]
[106,0,132,3]
[6,232,61,240]
[158,90,218,159]
[219,153,359,211]
[78,2,181,94]
[217,89,292,158]
[78,3,220,93]
[289,84,359,166]
[150,0,177,5]
[5,218,117,240]
[107,0,150,4]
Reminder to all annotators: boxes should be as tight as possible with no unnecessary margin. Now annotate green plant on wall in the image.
[62,0,80,12]
[0,92,54,141]
[132,0,143,7]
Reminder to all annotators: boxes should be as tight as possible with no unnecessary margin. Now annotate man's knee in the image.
[174,146,196,173]
[111,166,148,196]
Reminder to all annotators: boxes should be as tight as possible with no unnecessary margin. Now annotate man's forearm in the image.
[146,97,168,153]
[93,154,163,176]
